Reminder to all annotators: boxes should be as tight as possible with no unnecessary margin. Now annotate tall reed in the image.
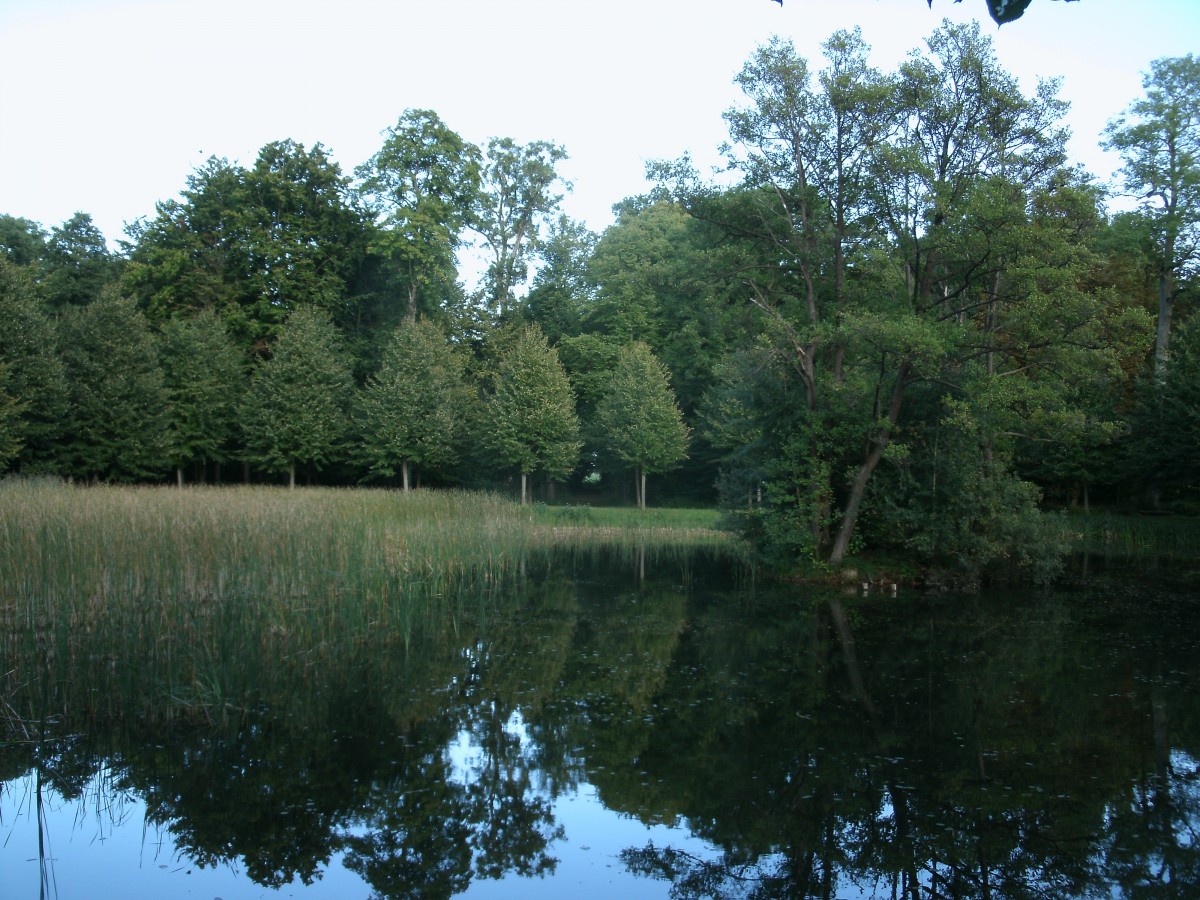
[0,480,740,729]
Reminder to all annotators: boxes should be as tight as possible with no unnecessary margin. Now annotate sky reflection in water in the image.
[2,553,1199,899]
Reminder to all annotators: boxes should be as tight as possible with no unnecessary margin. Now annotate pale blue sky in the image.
[2,0,1198,245]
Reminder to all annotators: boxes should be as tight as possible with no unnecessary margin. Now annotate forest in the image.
[1,21,1197,580]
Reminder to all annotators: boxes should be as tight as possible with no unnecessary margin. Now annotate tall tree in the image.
[486,326,581,504]
[42,212,117,310]
[523,215,596,344]
[57,291,171,481]
[594,342,691,509]
[0,214,47,267]
[123,156,251,324]
[159,310,246,485]
[355,110,481,325]
[240,307,354,487]
[1104,54,1200,377]
[0,362,22,470]
[472,138,569,314]
[660,23,1090,574]
[357,318,470,490]
[125,144,369,350]
[0,258,68,473]
[241,140,368,329]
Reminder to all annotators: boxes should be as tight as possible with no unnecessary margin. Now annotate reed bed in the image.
[1058,510,1200,562]
[0,480,739,730]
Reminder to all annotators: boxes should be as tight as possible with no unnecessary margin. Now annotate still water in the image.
[3,552,1199,899]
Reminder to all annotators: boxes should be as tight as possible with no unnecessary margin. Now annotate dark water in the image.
[3,553,1200,899]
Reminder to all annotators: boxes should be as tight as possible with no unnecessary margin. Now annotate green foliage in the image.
[0,361,24,469]
[1104,53,1200,375]
[1123,317,1200,508]
[486,326,581,495]
[0,214,47,267]
[865,396,1069,583]
[472,137,569,312]
[125,144,369,349]
[0,258,68,472]
[522,214,596,343]
[594,342,690,507]
[356,317,470,487]
[159,310,245,479]
[41,212,118,309]
[56,291,171,481]
[355,109,481,324]
[239,307,354,485]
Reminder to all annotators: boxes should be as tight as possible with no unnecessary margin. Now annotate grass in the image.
[0,479,739,730]
[1055,509,1200,562]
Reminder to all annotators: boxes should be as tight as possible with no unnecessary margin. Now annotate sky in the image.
[2,0,1198,248]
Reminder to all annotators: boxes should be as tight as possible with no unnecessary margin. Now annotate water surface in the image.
[3,553,1199,898]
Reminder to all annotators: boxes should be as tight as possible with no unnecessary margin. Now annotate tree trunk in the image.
[1154,267,1174,378]
[406,282,419,324]
[520,471,528,506]
[402,459,411,492]
[639,469,647,510]
[288,463,296,490]
[828,362,911,567]
[176,466,184,489]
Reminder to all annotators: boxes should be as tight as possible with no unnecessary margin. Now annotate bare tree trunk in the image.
[1154,268,1174,378]
[288,463,296,490]
[828,362,911,567]
[176,466,184,488]
[402,459,411,492]
[406,282,418,324]
[520,471,528,506]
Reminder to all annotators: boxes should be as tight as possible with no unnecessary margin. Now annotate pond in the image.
[3,551,1199,899]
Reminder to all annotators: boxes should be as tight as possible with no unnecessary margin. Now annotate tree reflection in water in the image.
[2,554,1199,898]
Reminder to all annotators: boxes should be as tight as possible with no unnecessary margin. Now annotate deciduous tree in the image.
[57,291,170,481]
[595,342,690,509]
[357,318,469,490]
[355,110,481,324]
[0,258,68,473]
[1104,54,1200,377]
[240,307,354,487]
[473,138,569,314]
[159,310,246,485]
[486,326,580,504]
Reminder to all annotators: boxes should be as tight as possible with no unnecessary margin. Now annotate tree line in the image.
[2,21,1197,577]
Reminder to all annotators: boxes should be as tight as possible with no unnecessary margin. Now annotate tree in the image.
[486,326,581,504]
[42,212,117,310]
[355,109,481,324]
[57,291,171,481]
[240,307,354,487]
[595,342,691,509]
[472,138,569,314]
[357,318,469,490]
[523,215,597,344]
[123,156,251,324]
[125,144,370,350]
[159,310,246,485]
[0,214,47,267]
[240,140,369,332]
[0,362,24,470]
[659,22,1095,576]
[1104,54,1200,377]
[0,258,68,473]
